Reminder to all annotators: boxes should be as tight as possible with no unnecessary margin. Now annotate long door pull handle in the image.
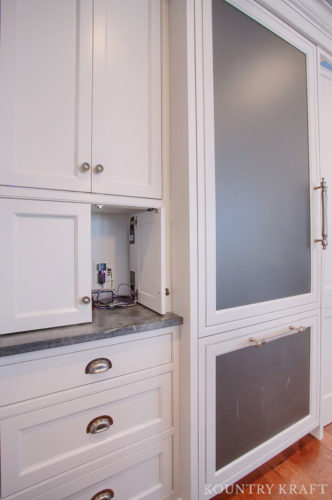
[315,177,328,250]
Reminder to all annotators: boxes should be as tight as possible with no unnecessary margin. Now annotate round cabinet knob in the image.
[81,162,91,172]
[95,164,104,174]
[82,296,91,305]
[91,490,114,500]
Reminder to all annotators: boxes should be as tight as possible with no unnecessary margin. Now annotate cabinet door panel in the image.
[0,0,92,191]
[199,0,320,333]
[200,315,320,488]
[0,199,91,334]
[92,0,162,198]
[130,208,166,314]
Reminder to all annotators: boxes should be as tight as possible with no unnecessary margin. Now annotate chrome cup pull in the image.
[315,177,328,250]
[91,489,114,500]
[87,415,113,434]
[85,358,112,375]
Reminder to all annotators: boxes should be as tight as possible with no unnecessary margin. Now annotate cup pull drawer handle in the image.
[91,489,114,500]
[87,415,113,434]
[85,358,112,374]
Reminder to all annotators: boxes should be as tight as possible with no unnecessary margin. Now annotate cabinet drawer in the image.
[66,438,172,500]
[1,373,172,497]
[0,334,172,406]
[5,438,173,500]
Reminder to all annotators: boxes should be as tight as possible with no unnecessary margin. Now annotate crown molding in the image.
[256,0,332,53]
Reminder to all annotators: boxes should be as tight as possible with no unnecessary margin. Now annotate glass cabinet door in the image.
[201,0,320,332]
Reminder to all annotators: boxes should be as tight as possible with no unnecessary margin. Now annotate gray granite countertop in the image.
[0,305,183,357]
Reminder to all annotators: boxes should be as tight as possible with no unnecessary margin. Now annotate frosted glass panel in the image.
[213,0,311,310]
[215,329,310,470]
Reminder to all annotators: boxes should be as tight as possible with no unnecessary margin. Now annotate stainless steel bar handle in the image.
[249,325,306,347]
[315,177,328,250]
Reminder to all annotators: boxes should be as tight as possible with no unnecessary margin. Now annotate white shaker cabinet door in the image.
[0,199,92,335]
[0,0,93,192]
[92,0,162,199]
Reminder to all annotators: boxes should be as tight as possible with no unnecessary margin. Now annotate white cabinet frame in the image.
[196,0,322,337]
[198,313,320,499]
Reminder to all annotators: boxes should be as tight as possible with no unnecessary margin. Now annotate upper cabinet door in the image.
[0,0,93,192]
[92,0,162,199]
[198,0,321,335]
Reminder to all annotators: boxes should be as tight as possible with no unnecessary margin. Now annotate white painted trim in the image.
[322,392,332,426]
[256,0,332,54]
[0,185,163,208]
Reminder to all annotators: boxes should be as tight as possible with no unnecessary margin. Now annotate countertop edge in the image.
[0,315,183,358]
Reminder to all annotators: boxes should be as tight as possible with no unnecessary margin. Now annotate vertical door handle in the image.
[315,178,328,249]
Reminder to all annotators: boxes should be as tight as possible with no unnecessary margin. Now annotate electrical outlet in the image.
[93,262,113,290]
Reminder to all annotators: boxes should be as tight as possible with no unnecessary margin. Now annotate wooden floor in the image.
[214,424,332,499]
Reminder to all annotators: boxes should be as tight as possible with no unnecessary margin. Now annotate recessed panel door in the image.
[0,199,91,334]
[200,0,321,332]
[0,0,93,192]
[92,0,162,198]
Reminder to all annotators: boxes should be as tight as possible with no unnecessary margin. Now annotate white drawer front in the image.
[66,438,172,500]
[5,438,173,500]
[1,373,172,497]
[0,334,172,406]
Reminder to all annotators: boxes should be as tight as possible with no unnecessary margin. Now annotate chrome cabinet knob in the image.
[81,162,91,172]
[85,358,112,374]
[82,296,91,305]
[87,415,113,434]
[95,164,104,174]
[91,490,114,500]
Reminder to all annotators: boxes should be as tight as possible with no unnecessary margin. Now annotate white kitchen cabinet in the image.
[168,0,331,498]
[1,373,171,495]
[0,199,91,335]
[197,0,321,337]
[92,0,162,198]
[92,207,166,314]
[0,329,179,499]
[0,0,162,199]
[199,313,320,499]
[0,0,93,192]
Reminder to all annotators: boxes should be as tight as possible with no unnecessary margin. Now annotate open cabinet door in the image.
[130,208,166,314]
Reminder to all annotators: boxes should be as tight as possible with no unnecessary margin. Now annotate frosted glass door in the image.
[215,329,310,469]
[202,0,320,330]
[202,315,319,485]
